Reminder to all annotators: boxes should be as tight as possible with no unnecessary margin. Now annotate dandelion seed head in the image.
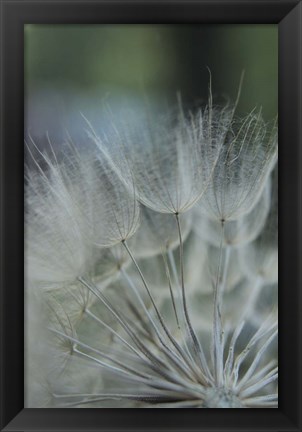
[25,84,278,409]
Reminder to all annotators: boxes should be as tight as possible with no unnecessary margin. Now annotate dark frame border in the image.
[0,1,301,431]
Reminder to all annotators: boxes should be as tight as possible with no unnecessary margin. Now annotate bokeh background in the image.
[25,24,277,146]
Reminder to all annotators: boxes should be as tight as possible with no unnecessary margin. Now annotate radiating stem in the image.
[220,244,231,301]
[213,220,227,387]
[78,276,170,375]
[175,213,213,380]
[121,268,164,338]
[168,248,211,381]
[122,240,198,379]
[162,250,180,329]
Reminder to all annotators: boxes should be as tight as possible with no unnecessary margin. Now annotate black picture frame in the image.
[0,0,301,431]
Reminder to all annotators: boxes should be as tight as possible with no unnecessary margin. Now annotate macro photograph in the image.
[24,24,278,409]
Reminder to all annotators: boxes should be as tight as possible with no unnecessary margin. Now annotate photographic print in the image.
[24,24,278,409]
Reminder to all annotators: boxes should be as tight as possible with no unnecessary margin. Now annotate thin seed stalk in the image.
[175,213,212,379]
[122,240,198,379]
[213,220,227,387]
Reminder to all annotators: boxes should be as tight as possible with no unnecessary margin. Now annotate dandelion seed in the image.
[197,111,277,223]
[26,142,139,290]
[25,146,95,289]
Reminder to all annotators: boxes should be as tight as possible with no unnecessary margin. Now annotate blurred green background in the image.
[25,24,277,138]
